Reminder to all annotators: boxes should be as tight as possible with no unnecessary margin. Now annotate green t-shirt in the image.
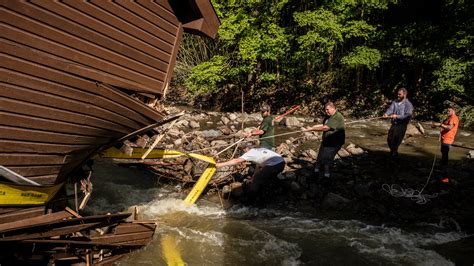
[259,116,275,149]
[322,111,345,147]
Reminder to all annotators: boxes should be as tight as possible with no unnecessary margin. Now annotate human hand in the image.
[390,114,398,119]
[383,114,389,118]
[431,122,441,127]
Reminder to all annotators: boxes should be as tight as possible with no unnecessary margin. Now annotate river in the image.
[83,118,473,265]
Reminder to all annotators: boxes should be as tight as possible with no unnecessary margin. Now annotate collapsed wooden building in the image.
[0,0,219,264]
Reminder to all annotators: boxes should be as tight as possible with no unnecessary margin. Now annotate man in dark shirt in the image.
[304,102,345,178]
[246,104,275,150]
[383,88,414,158]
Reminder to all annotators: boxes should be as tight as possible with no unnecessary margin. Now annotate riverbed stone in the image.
[468,150,474,159]
[189,121,200,129]
[346,143,365,156]
[337,148,351,158]
[211,140,228,147]
[201,129,222,138]
[228,113,238,121]
[285,117,301,127]
[322,193,351,209]
[221,116,230,125]
[405,123,421,136]
[219,126,232,135]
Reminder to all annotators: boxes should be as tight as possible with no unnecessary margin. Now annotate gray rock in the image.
[322,193,351,209]
[285,171,296,180]
[290,181,301,192]
[228,113,238,121]
[285,117,301,127]
[346,143,364,156]
[405,123,421,136]
[211,140,228,147]
[189,121,200,129]
[221,116,230,125]
[416,122,425,135]
[337,148,351,158]
[468,150,474,159]
[219,126,232,135]
[303,149,318,160]
[167,128,182,138]
[201,129,222,138]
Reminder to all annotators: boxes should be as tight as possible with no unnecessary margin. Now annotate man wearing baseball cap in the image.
[246,104,275,150]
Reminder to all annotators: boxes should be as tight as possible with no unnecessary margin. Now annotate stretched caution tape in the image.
[0,182,63,206]
[99,147,216,204]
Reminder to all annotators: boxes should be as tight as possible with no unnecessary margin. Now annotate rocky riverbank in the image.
[124,107,474,235]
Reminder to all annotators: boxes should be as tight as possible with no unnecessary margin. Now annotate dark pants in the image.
[441,143,451,165]
[245,161,285,200]
[387,123,408,156]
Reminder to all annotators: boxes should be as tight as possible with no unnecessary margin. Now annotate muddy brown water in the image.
[84,115,473,265]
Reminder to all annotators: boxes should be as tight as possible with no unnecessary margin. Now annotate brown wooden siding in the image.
[0,0,220,185]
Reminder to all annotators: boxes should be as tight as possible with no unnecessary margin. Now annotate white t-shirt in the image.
[240,148,284,167]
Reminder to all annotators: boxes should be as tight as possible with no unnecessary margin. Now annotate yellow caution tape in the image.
[0,183,63,206]
[161,234,185,266]
[99,147,217,204]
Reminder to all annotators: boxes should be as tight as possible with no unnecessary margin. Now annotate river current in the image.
[83,119,472,265]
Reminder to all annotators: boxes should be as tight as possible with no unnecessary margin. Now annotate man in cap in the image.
[216,143,285,203]
[246,104,275,150]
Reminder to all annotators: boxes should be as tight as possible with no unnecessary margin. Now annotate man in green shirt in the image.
[304,102,345,178]
[246,104,275,150]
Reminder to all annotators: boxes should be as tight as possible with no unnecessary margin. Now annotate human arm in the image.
[216,158,246,168]
[383,102,395,118]
[303,124,330,132]
[432,121,454,130]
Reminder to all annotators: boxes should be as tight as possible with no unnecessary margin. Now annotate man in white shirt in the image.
[216,143,285,202]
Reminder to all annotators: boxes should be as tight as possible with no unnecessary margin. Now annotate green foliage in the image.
[433,58,470,95]
[341,46,381,70]
[177,0,473,123]
[185,56,228,96]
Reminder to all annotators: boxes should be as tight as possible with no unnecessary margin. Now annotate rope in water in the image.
[382,154,438,204]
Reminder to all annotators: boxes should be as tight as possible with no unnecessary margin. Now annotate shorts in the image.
[316,145,342,165]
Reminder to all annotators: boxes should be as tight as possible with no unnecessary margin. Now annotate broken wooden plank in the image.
[113,223,156,235]
[1,222,101,241]
[0,166,41,186]
[0,206,45,224]
[91,231,154,244]
[0,211,71,233]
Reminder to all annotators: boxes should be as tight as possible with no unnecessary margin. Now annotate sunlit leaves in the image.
[341,46,381,70]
